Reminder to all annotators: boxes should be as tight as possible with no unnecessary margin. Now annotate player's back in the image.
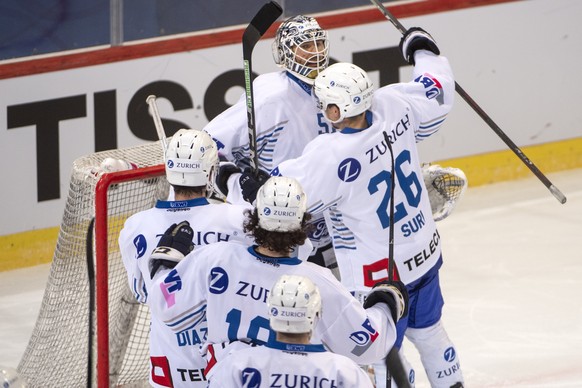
[148,242,394,369]
[208,341,374,387]
[119,198,251,299]
[275,105,439,288]
[272,52,455,288]
[118,198,252,387]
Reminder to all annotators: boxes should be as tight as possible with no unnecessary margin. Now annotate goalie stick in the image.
[242,1,283,177]
[369,0,567,205]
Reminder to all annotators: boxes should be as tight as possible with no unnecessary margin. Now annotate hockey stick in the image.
[242,1,283,177]
[382,131,413,388]
[369,0,567,205]
[146,95,168,151]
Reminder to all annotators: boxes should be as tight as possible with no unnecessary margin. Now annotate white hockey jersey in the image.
[272,52,455,290]
[208,339,374,387]
[145,242,397,378]
[118,197,253,388]
[204,70,333,250]
[204,71,332,172]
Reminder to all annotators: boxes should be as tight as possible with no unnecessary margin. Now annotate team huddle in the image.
[118,14,466,388]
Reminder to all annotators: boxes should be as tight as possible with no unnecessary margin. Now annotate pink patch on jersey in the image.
[160,282,176,307]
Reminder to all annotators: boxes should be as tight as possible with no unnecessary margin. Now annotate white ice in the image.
[1,168,581,387]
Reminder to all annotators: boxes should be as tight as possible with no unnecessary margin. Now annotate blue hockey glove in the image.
[363,280,409,323]
[215,161,241,198]
[399,27,440,65]
[149,221,194,278]
[240,168,270,204]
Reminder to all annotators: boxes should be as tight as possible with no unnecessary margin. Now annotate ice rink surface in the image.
[1,168,581,387]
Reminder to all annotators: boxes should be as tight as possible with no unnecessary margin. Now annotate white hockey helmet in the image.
[256,176,307,232]
[272,15,329,84]
[314,62,374,123]
[268,274,322,334]
[164,129,218,193]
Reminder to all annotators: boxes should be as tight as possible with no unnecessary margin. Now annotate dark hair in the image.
[243,209,312,254]
[173,185,205,197]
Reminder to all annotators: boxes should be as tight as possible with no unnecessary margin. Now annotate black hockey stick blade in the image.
[369,0,567,205]
[385,346,412,388]
[242,1,282,176]
[243,1,283,54]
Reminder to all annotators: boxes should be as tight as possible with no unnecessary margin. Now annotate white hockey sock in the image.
[405,320,464,388]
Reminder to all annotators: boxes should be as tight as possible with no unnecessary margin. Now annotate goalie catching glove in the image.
[422,164,468,221]
[149,221,194,278]
[363,280,409,324]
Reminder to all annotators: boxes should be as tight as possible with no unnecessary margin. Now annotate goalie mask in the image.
[165,129,218,195]
[272,15,329,84]
[268,274,322,334]
[256,176,307,232]
[314,62,374,123]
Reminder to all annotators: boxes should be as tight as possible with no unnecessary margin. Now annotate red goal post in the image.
[95,164,165,388]
[17,141,169,388]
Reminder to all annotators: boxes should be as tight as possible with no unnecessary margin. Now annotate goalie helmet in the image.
[256,176,307,232]
[272,15,329,84]
[165,129,218,194]
[268,274,322,334]
[314,62,374,123]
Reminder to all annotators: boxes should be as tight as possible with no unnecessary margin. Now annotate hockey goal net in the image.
[18,141,169,387]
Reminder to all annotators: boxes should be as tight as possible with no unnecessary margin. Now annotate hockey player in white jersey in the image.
[207,15,330,172]
[209,15,339,277]
[209,274,375,387]
[233,28,465,388]
[118,128,253,387]
[144,176,409,381]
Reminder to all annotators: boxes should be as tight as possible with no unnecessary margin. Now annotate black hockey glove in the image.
[399,27,440,65]
[239,168,270,204]
[363,280,409,323]
[149,221,194,278]
[215,161,242,198]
